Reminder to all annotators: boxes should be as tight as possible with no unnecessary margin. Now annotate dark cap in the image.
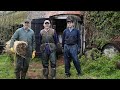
[66,16,74,22]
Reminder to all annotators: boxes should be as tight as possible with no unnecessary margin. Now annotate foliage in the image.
[1,53,120,79]
[57,54,120,79]
[0,11,27,26]
[0,11,28,43]
[85,11,120,49]
[0,54,40,79]
[0,54,15,79]
[85,48,101,60]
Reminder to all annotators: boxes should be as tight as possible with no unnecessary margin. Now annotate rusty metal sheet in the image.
[46,11,84,17]
[110,36,120,50]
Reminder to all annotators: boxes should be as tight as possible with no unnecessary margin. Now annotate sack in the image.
[13,41,28,58]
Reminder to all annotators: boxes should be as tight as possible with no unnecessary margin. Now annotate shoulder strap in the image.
[40,29,44,35]
[50,28,55,35]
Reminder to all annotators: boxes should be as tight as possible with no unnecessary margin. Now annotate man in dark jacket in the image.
[10,20,36,79]
[39,20,58,79]
[62,16,81,77]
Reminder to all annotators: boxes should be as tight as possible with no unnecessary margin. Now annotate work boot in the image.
[21,72,26,79]
[65,73,71,78]
[51,68,56,79]
[15,72,20,79]
[43,68,49,79]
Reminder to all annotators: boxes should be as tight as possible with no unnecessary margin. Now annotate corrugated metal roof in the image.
[47,11,83,17]
[27,11,84,20]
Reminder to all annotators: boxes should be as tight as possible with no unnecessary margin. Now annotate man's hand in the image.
[32,51,36,59]
[10,47,14,53]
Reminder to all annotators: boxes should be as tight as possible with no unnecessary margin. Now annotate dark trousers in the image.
[41,51,56,68]
[64,44,81,75]
[41,51,57,79]
[15,54,30,79]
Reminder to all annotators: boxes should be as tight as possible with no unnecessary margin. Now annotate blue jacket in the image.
[62,28,81,48]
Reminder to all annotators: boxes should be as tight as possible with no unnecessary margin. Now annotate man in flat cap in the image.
[62,16,81,77]
[10,20,36,79]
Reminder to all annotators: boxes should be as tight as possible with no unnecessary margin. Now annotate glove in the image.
[32,51,36,59]
[10,48,14,53]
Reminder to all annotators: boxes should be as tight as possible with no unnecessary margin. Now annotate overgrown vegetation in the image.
[0,54,41,79]
[85,11,120,49]
[1,53,120,79]
[84,48,101,60]
[0,54,15,79]
[1,11,120,79]
[57,54,120,79]
[0,11,28,44]
[0,11,27,26]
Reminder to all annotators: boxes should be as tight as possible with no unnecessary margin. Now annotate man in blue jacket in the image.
[62,16,81,77]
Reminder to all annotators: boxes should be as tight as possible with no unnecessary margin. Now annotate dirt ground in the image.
[26,55,64,79]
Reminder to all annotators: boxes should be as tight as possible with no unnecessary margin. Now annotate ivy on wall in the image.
[85,11,120,49]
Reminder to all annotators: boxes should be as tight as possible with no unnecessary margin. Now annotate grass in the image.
[56,54,120,79]
[0,54,15,79]
[0,54,42,79]
[1,53,120,79]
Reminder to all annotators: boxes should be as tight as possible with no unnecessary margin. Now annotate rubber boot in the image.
[15,72,20,79]
[43,68,49,79]
[51,68,56,79]
[21,72,26,79]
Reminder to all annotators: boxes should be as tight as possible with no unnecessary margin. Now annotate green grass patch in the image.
[56,54,120,79]
[0,54,15,79]
[1,53,120,79]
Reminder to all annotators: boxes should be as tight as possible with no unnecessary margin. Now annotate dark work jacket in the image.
[62,28,81,48]
[39,28,58,53]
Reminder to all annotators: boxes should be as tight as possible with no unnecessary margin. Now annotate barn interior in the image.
[52,19,66,44]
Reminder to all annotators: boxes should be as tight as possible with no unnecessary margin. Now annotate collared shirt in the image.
[44,28,49,32]
[68,27,74,32]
